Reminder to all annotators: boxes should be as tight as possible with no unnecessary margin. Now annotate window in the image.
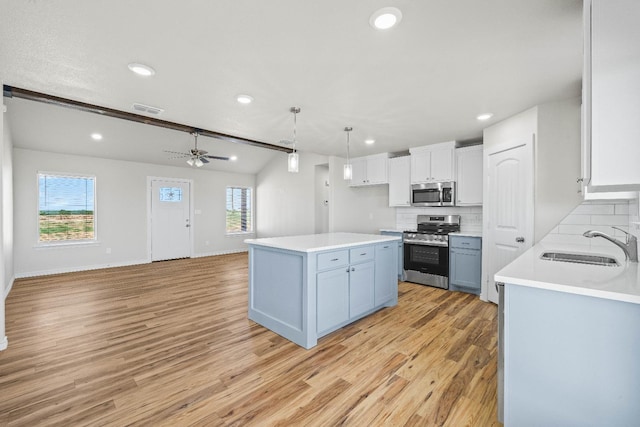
[159,187,182,202]
[226,187,253,233]
[38,173,96,243]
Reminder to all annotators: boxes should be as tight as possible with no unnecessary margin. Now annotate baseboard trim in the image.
[15,259,150,279]
[15,251,249,279]
[0,336,7,351]
[193,249,248,258]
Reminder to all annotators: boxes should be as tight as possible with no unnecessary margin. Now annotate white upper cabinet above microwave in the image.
[349,153,390,187]
[455,145,483,206]
[583,0,640,192]
[410,141,455,184]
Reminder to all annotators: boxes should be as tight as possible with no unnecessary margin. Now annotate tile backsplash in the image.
[541,199,637,247]
[396,206,483,232]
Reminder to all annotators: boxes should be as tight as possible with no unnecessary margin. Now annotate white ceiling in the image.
[0,0,583,173]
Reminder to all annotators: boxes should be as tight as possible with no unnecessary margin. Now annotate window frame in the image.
[36,171,98,247]
[225,186,254,235]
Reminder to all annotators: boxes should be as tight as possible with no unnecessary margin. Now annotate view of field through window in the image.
[39,174,96,242]
[226,187,252,233]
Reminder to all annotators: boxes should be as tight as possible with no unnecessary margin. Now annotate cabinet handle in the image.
[346,268,350,273]
[351,267,355,272]
[360,253,367,256]
[331,258,339,261]
[383,245,389,249]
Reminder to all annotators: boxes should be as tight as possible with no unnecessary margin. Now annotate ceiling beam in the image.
[2,85,292,154]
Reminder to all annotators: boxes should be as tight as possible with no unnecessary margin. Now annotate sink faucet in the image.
[583,227,638,262]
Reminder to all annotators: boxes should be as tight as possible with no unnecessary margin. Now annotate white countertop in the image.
[245,232,401,253]
[495,242,640,304]
[379,229,407,233]
[450,231,483,238]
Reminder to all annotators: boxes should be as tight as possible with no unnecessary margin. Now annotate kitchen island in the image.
[495,241,640,426]
[245,232,400,349]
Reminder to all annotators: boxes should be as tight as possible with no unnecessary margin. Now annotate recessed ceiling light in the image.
[365,139,375,145]
[90,133,103,141]
[370,7,403,30]
[477,113,494,121]
[230,155,238,161]
[127,63,155,77]
[236,94,254,104]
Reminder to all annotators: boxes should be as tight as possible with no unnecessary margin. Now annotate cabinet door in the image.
[388,156,411,206]
[430,147,454,181]
[317,268,350,333]
[366,154,389,185]
[411,151,431,183]
[349,157,368,186]
[449,247,481,290]
[589,0,640,189]
[374,243,397,305]
[349,261,375,318]
[456,146,483,205]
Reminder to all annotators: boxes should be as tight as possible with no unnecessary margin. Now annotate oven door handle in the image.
[403,239,448,247]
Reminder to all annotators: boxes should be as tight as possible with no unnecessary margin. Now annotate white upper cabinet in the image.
[584,0,640,191]
[410,141,455,184]
[349,153,389,187]
[455,145,483,206]
[388,156,411,207]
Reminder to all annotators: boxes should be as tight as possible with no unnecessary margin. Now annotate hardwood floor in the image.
[0,253,499,426]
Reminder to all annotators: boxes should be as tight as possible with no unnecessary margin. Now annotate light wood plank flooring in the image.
[0,253,499,426]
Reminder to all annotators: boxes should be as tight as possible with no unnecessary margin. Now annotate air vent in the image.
[132,103,164,115]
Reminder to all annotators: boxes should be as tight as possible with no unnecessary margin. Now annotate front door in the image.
[150,179,191,261]
[485,139,534,303]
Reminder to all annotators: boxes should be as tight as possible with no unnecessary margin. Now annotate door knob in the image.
[515,237,524,243]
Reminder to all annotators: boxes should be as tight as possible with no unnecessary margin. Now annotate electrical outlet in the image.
[106,248,111,254]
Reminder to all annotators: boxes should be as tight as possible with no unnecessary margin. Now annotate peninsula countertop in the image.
[495,241,640,304]
[245,232,401,253]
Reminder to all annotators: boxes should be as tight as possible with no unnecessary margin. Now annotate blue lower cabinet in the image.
[380,231,404,280]
[348,261,375,318]
[317,268,350,333]
[449,235,482,295]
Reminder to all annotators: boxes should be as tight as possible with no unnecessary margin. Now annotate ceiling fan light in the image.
[288,152,299,173]
[195,158,204,167]
[186,158,195,166]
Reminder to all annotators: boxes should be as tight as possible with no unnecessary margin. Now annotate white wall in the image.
[255,151,329,238]
[328,156,396,234]
[14,148,255,277]
[0,98,10,350]
[255,153,396,238]
[535,97,583,241]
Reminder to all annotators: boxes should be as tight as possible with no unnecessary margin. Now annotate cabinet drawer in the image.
[349,246,375,263]
[450,236,481,250]
[317,250,349,270]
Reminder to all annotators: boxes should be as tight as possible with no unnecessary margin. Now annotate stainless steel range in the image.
[403,215,461,289]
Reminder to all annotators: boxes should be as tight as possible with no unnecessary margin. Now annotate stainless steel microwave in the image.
[411,181,456,207]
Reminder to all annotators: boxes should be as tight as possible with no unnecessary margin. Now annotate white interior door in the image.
[485,139,534,303]
[150,179,191,261]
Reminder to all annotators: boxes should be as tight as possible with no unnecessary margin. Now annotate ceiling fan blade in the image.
[200,157,210,164]
[164,150,190,155]
[197,149,208,156]
[203,155,230,161]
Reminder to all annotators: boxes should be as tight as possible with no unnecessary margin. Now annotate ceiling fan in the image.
[165,131,229,167]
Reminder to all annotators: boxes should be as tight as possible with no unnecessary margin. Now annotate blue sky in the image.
[39,175,95,212]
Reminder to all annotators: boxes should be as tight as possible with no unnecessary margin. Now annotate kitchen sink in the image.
[540,251,620,267]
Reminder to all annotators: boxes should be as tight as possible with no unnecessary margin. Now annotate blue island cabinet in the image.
[247,234,399,349]
[503,284,640,426]
[449,235,482,295]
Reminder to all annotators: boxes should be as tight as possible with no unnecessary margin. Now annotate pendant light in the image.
[288,107,301,173]
[343,126,353,180]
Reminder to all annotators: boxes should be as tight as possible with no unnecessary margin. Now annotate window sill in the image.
[34,240,101,249]
[226,232,255,237]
